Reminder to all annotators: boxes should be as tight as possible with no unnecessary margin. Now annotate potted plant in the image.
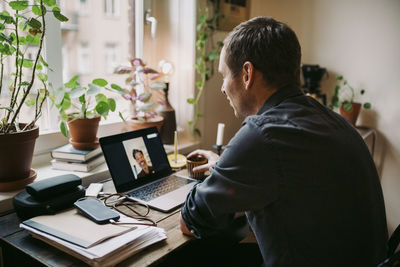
[114,58,166,132]
[0,0,67,191]
[186,2,223,137]
[51,75,118,150]
[330,75,371,126]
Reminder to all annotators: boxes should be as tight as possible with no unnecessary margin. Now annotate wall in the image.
[248,0,400,233]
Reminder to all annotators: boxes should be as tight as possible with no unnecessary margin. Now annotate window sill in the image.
[0,137,199,215]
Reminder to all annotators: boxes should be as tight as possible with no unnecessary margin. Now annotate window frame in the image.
[33,0,197,165]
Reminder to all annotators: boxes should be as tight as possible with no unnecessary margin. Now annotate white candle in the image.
[216,123,225,146]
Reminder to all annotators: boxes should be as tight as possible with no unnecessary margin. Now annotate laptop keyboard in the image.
[129,176,195,202]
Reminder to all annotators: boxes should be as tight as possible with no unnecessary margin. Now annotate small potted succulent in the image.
[114,58,166,132]
[330,75,371,126]
[51,76,119,150]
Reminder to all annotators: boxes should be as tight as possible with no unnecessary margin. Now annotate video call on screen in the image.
[102,132,170,188]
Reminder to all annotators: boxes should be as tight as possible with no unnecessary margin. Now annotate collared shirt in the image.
[181,85,388,267]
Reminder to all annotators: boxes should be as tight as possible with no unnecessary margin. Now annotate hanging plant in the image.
[187,0,223,137]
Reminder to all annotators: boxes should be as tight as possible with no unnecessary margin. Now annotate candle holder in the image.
[212,145,225,156]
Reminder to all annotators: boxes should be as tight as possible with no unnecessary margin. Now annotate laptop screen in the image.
[99,127,172,192]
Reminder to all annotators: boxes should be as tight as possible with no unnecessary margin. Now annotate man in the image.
[180,17,388,266]
[132,149,154,178]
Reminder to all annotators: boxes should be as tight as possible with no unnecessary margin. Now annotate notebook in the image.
[99,127,197,212]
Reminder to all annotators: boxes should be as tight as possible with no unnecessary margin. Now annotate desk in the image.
[356,126,376,157]
[0,179,193,266]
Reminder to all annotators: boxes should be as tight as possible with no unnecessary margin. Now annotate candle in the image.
[174,131,178,163]
[216,123,225,146]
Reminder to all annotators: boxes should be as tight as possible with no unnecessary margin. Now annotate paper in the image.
[20,212,166,265]
[22,209,136,248]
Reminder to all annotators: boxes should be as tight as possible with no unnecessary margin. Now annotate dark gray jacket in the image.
[182,85,388,267]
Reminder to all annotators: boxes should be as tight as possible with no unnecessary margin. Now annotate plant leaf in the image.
[363,102,371,109]
[60,121,69,138]
[65,75,79,88]
[92,78,108,87]
[69,86,85,98]
[52,7,68,22]
[343,102,353,111]
[25,98,35,107]
[95,93,107,103]
[44,0,56,7]
[61,94,71,110]
[37,73,48,82]
[107,98,116,112]
[32,4,46,16]
[9,1,29,11]
[118,111,126,121]
[110,83,124,92]
[150,81,165,90]
[187,98,195,104]
[87,83,101,95]
[95,101,109,116]
[28,18,41,29]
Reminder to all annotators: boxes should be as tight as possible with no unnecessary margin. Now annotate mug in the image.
[186,156,208,180]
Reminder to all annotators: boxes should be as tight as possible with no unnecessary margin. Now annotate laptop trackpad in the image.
[148,183,194,211]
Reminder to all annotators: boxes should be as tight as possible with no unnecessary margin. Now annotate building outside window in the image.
[78,0,90,16]
[105,44,120,74]
[104,0,119,17]
[78,43,91,75]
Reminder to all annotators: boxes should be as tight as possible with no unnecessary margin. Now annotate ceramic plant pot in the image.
[68,117,101,150]
[0,124,39,191]
[124,115,164,133]
[339,102,361,126]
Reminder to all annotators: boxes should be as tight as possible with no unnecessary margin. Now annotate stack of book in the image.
[51,144,105,172]
[20,209,167,266]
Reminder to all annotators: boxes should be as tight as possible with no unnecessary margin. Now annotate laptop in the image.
[99,127,198,212]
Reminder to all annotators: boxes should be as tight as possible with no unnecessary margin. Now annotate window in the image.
[0,0,196,158]
[104,0,119,17]
[78,0,89,15]
[78,43,91,75]
[105,44,120,74]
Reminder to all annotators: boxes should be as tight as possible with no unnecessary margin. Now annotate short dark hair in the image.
[132,149,143,159]
[224,16,301,89]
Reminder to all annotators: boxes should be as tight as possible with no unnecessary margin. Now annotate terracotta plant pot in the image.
[124,115,164,133]
[0,124,39,191]
[68,117,101,150]
[339,102,361,126]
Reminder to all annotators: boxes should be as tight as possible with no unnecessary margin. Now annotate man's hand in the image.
[187,149,220,173]
[180,215,193,236]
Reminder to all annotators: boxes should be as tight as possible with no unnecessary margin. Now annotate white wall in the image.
[248,0,400,234]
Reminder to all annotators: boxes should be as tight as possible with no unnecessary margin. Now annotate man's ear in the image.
[242,61,255,90]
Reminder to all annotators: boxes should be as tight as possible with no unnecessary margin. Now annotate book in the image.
[51,144,102,162]
[20,209,166,266]
[51,155,105,172]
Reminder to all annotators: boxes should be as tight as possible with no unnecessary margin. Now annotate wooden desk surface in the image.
[0,178,194,266]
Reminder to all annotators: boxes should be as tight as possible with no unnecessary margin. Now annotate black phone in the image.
[74,198,120,224]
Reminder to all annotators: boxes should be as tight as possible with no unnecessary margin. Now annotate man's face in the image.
[218,47,246,119]
[134,152,147,168]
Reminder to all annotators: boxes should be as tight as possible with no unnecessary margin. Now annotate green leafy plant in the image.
[330,75,371,111]
[186,2,223,137]
[0,0,68,134]
[114,58,166,122]
[51,75,120,137]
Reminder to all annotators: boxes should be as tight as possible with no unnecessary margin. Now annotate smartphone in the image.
[74,198,120,224]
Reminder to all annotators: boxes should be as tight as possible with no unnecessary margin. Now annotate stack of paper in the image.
[20,209,166,266]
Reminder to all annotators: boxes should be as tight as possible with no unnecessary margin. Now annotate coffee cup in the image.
[186,156,208,180]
